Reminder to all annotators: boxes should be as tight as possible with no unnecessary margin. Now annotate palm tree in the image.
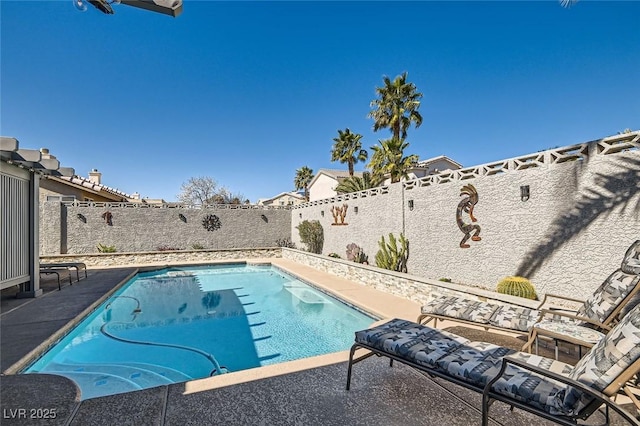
[294,166,314,201]
[368,138,418,184]
[335,172,382,194]
[331,128,368,176]
[369,72,423,141]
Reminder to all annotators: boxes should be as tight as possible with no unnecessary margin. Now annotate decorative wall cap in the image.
[57,201,292,210]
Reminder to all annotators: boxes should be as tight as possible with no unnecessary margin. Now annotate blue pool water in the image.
[23,264,375,400]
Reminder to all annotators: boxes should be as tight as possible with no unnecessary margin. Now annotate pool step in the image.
[283,284,331,304]
[39,361,192,399]
[38,371,143,400]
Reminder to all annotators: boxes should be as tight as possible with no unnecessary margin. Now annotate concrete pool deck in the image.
[0,259,634,425]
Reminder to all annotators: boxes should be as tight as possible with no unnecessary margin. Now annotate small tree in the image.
[177,176,220,205]
[296,220,324,254]
[177,176,246,205]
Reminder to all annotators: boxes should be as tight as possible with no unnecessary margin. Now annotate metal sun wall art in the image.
[331,204,348,226]
[456,184,481,248]
[202,214,222,231]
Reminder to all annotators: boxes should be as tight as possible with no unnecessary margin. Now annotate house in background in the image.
[382,155,463,185]
[308,157,462,201]
[40,166,133,203]
[308,169,364,202]
[257,191,305,207]
[1,139,74,297]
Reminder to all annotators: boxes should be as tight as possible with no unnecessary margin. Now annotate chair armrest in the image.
[537,309,612,332]
[496,355,606,396]
[537,293,585,309]
[483,355,640,426]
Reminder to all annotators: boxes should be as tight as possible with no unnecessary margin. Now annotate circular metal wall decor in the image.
[202,214,221,231]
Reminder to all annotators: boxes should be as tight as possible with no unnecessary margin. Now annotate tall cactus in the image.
[375,233,409,273]
[496,276,537,300]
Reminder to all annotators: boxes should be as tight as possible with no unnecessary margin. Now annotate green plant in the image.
[496,276,537,300]
[328,253,341,258]
[346,243,368,264]
[438,278,452,283]
[375,233,409,273]
[191,243,205,250]
[296,220,324,254]
[97,243,116,253]
[157,245,182,251]
[275,237,296,249]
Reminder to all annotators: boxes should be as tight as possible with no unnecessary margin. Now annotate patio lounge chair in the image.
[418,240,640,353]
[346,302,640,426]
[39,262,87,282]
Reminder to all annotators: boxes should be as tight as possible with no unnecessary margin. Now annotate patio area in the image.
[0,261,635,425]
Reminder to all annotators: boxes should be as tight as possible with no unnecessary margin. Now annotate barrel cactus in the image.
[496,276,537,300]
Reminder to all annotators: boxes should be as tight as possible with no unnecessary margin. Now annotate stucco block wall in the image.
[404,150,639,295]
[41,248,281,268]
[291,138,640,297]
[40,205,291,255]
[292,185,404,262]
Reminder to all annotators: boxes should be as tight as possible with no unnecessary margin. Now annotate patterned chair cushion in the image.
[436,342,576,415]
[436,341,515,387]
[420,296,500,324]
[354,319,470,368]
[532,319,605,344]
[621,240,640,275]
[489,305,540,332]
[488,353,576,415]
[564,303,640,413]
[575,269,640,325]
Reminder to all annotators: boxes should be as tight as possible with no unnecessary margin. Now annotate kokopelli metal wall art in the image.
[456,184,481,248]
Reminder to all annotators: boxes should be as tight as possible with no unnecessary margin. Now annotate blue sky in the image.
[2,1,638,202]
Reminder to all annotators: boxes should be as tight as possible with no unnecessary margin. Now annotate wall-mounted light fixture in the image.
[520,185,530,202]
[408,200,414,211]
[261,214,268,222]
[178,213,187,223]
[320,210,324,217]
[76,213,87,223]
[354,206,359,214]
[299,213,302,219]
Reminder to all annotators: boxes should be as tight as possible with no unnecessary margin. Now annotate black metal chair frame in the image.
[346,342,640,426]
[39,262,87,282]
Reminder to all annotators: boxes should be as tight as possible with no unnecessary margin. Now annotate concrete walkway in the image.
[0,261,632,425]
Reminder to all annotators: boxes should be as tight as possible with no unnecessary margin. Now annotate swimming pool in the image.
[23,264,376,399]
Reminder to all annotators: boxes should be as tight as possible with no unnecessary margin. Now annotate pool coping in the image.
[6,258,421,396]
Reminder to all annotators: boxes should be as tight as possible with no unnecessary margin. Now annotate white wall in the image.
[309,173,338,201]
[292,134,640,298]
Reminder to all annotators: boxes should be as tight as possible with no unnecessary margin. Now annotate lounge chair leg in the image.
[481,393,491,426]
[346,345,358,390]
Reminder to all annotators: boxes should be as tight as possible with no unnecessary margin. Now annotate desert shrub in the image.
[97,243,117,253]
[191,243,205,250]
[346,243,368,264]
[157,245,182,251]
[328,253,341,258]
[296,220,324,254]
[275,237,296,249]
